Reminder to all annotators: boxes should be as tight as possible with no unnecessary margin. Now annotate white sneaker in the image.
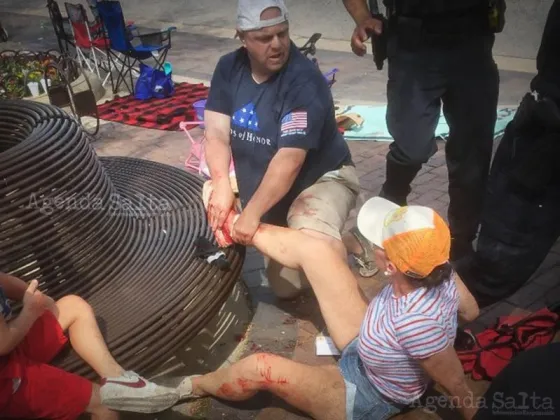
[100,371,179,413]
[177,375,202,400]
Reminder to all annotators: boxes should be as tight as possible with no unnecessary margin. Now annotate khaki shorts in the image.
[286,164,360,240]
[265,165,360,298]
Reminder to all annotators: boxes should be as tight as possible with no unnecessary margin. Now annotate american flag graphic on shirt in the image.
[280,111,307,136]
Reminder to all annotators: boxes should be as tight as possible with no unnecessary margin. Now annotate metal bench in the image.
[0,100,245,380]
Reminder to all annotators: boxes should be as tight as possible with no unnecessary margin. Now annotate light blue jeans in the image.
[338,338,407,420]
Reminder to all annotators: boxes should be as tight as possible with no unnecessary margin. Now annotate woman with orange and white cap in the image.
[180,194,481,420]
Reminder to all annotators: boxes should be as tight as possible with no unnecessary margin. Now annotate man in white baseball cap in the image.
[236,0,289,33]
[202,0,360,300]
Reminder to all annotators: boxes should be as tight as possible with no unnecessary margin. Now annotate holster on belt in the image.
[368,0,389,70]
[371,14,389,70]
[488,0,506,33]
[389,3,496,50]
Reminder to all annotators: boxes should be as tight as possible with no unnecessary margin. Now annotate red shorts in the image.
[0,311,92,420]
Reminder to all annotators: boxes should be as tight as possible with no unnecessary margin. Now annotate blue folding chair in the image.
[96,0,176,94]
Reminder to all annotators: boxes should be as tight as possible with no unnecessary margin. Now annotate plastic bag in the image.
[134,62,174,100]
[152,65,174,99]
[134,63,155,100]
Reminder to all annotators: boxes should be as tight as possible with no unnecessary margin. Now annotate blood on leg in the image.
[195,353,346,419]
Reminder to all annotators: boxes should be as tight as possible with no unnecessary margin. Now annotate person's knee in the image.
[300,228,345,257]
[387,145,427,168]
[57,294,95,320]
[238,353,285,390]
[266,262,308,299]
[266,229,344,299]
[59,294,93,310]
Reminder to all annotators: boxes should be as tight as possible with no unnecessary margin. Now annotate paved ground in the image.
[92,122,560,420]
[3,5,560,419]
[0,9,537,104]
[0,0,553,61]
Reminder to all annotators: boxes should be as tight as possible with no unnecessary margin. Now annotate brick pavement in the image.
[229,139,560,420]
[6,5,557,418]
[346,140,560,322]
[93,125,560,419]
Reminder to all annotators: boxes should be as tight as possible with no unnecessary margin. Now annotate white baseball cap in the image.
[357,196,451,278]
[237,0,289,31]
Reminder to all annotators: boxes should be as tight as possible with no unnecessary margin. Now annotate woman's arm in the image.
[419,346,478,420]
[395,312,478,418]
[0,272,28,301]
[453,273,480,324]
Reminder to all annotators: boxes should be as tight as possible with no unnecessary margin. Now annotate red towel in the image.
[457,307,559,381]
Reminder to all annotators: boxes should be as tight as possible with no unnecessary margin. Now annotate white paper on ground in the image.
[315,335,341,356]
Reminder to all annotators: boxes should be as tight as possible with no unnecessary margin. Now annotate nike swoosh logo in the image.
[102,378,147,389]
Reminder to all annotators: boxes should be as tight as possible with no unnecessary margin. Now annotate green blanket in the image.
[341,105,517,141]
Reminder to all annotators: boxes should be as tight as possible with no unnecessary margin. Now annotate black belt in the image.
[389,7,490,37]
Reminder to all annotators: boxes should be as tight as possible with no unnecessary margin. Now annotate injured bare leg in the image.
[250,223,368,348]
[201,186,368,348]
[49,295,179,414]
[184,187,371,417]
[181,353,347,420]
[264,228,348,300]
[179,221,367,418]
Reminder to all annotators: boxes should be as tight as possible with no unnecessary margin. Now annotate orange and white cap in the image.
[356,197,451,279]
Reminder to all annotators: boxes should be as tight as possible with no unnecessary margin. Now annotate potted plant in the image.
[27,70,42,97]
[1,75,25,99]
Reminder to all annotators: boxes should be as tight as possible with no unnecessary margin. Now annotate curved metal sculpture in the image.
[0,100,245,379]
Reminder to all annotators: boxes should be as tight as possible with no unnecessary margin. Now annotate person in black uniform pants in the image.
[465,0,560,307]
[342,0,501,267]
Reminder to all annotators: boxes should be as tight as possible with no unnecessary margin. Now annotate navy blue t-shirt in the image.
[205,43,352,225]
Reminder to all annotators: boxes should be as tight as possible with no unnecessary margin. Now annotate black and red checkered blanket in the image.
[98,82,209,131]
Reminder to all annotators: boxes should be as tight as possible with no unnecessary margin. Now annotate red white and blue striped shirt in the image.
[357,275,459,404]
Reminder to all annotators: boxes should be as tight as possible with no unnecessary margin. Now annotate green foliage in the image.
[0,51,63,99]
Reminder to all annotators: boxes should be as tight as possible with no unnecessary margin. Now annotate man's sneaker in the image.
[202,181,239,248]
[177,375,202,400]
[100,371,179,413]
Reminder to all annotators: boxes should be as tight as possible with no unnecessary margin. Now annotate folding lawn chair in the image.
[0,22,8,42]
[64,2,111,86]
[96,0,176,94]
[47,0,75,55]
[86,0,137,39]
[299,32,339,88]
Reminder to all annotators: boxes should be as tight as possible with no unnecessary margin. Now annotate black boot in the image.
[379,157,421,206]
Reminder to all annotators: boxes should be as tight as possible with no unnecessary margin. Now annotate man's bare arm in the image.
[204,110,236,230]
[0,272,27,301]
[419,346,478,420]
[243,148,307,220]
[204,110,232,184]
[343,0,371,24]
